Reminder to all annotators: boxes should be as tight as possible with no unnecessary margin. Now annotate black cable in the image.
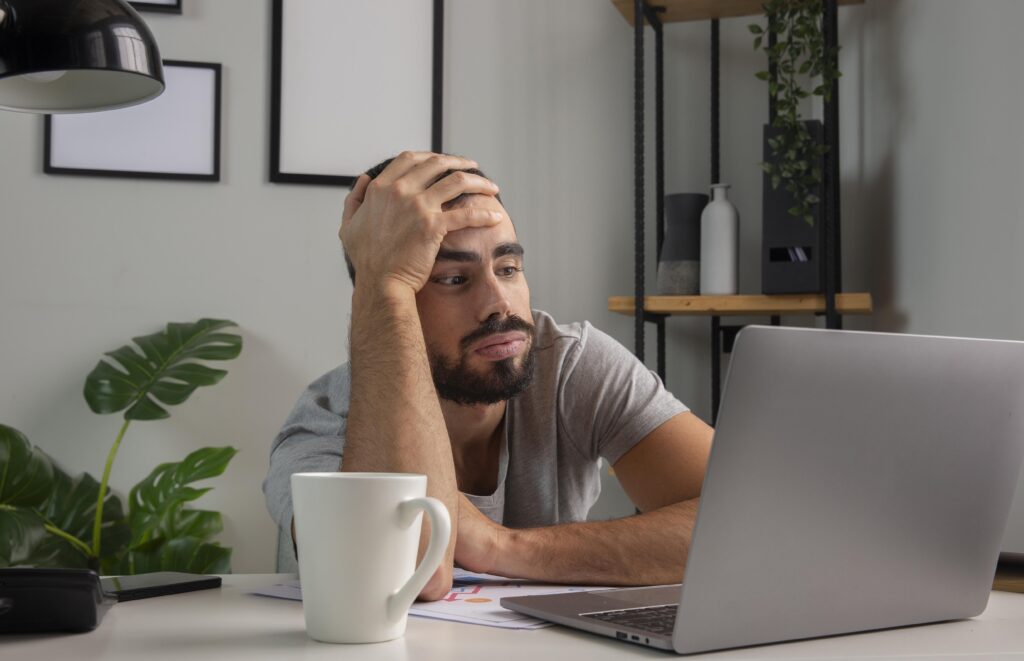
[633,0,645,361]
[768,16,777,123]
[823,0,841,328]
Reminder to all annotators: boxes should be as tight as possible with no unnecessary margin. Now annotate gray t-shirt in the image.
[263,310,688,560]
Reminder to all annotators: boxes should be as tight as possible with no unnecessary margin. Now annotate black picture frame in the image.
[269,0,444,186]
[129,0,183,14]
[44,60,222,182]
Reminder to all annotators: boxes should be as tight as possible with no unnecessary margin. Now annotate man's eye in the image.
[497,266,523,278]
[433,275,468,286]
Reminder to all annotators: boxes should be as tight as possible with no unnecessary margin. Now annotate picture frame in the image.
[44,61,222,182]
[269,0,444,186]
[129,0,182,14]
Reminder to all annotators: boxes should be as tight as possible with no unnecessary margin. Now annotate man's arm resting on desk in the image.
[456,411,714,585]
[334,153,503,600]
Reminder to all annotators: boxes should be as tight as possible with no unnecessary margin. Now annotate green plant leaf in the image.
[0,425,55,507]
[748,23,763,35]
[108,537,231,575]
[158,537,232,574]
[40,469,129,561]
[0,426,131,568]
[166,509,223,540]
[127,447,237,547]
[0,506,48,566]
[84,319,242,421]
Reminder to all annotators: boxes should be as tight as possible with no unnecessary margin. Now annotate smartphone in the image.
[100,571,221,602]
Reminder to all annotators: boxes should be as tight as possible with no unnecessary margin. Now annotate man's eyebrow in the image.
[436,248,480,263]
[494,242,524,259]
[435,243,524,263]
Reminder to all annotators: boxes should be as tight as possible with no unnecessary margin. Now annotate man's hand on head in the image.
[339,152,503,298]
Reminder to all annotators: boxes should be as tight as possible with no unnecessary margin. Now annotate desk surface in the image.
[4,574,1024,660]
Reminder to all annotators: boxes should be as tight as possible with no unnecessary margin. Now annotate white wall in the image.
[3,0,1022,572]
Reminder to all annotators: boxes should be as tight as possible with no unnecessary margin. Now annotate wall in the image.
[3,0,1022,572]
[855,0,1024,550]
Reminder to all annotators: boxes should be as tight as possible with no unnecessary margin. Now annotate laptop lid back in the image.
[674,326,1024,655]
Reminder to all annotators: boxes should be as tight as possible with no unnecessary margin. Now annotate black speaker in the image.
[761,120,825,294]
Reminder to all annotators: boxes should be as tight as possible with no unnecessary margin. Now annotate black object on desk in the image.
[0,568,114,633]
[101,571,221,602]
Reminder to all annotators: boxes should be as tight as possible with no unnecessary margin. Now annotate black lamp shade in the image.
[0,0,164,113]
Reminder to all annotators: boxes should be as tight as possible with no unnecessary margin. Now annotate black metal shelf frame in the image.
[629,0,844,423]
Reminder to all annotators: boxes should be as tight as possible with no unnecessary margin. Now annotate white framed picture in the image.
[44,61,221,182]
[269,0,443,186]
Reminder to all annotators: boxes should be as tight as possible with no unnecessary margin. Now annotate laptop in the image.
[502,326,1024,654]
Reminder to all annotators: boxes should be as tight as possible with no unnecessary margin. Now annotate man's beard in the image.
[428,314,537,406]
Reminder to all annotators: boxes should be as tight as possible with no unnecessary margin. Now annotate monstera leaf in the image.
[0,425,127,568]
[84,319,242,421]
[37,470,130,565]
[99,447,236,575]
[126,446,237,546]
[107,536,231,575]
[0,424,55,507]
[1,425,57,566]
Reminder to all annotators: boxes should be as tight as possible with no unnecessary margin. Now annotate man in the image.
[263,152,713,601]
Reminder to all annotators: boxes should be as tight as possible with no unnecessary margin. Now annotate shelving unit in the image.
[608,0,871,423]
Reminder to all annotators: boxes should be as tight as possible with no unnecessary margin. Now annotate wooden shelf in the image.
[611,0,864,26]
[608,292,873,316]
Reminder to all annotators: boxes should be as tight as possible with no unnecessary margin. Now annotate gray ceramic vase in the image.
[657,193,708,295]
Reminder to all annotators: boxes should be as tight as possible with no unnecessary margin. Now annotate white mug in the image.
[290,472,451,644]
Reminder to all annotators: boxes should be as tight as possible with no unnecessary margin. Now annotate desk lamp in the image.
[0,0,164,113]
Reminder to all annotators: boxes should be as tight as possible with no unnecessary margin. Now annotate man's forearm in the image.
[494,499,700,586]
[342,283,458,595]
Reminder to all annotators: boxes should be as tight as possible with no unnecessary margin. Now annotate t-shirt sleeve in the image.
[557,323,689,465]
[262,365,351,536]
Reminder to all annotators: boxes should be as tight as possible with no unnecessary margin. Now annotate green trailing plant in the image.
[750,0,841,225]
[0,319,241,573]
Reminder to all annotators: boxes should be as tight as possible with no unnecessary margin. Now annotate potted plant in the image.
[0,319,241,574]
[750,0,841,293]
[751,0,841,225]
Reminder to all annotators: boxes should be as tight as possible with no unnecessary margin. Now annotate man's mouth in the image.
[472,332,528,361]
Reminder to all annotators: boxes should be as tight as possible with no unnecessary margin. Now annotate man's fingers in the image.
[422,171,499,208]
[342,174,370,223]
[402,154,480,190]
[371,151,439,186]
[438,206,504,235]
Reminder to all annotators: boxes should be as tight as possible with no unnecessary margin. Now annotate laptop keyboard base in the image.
[583,603,677,636]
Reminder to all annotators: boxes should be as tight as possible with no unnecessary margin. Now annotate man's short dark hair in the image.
[344,155,503,285]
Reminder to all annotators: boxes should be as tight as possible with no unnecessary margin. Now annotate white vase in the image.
[699,184,739,295]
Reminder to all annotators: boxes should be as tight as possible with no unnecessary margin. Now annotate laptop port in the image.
[616,632,626,640]
[631,635,639,641]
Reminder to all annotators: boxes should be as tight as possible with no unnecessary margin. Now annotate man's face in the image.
[416,194,536,406]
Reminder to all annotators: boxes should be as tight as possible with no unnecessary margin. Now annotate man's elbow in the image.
[417,565,453,602]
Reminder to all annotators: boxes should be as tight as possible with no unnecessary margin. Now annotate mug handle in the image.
[387,496,452,620]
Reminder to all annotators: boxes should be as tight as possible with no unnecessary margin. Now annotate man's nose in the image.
[477,271,513,322]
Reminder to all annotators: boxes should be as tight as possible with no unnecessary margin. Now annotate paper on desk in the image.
[250,569,605,630]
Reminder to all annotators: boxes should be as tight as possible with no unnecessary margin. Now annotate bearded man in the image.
[263,152,713,600]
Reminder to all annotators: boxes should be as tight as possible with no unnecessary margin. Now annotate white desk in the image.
[4,574,1024,660]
